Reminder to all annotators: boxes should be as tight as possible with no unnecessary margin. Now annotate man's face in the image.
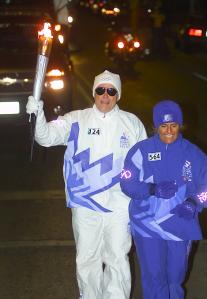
[158,122,180,144]
[94,83,118,113]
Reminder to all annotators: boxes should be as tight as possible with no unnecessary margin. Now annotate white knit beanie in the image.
[92,70,121,100]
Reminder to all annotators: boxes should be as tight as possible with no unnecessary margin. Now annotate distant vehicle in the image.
[174,15,207,53]
[89,0,101,13]
[101,0,129,17]
[105,27,143,72]
[79,0,99,11]
[0,7,74,124]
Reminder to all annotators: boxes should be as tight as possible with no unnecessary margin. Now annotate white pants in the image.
[72,207,132,299]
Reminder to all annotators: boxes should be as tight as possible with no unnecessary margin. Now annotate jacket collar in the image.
[93,104,119,119]
[154,133,183,150]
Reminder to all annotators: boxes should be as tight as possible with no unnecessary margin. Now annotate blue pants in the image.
[133,236,192,299]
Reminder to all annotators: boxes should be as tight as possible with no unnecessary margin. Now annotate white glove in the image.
[26,95,44,116]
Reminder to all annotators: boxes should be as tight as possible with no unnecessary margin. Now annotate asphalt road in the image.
[0,189,206,299]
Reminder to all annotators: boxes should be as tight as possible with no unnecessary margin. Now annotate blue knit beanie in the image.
[153,100,183,128]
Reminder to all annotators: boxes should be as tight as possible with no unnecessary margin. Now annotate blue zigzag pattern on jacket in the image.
[130,149,187,240]
[130,186,186,240]
[64,122,122,212]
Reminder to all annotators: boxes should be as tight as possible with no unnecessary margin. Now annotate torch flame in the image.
[38,22,53,39]
[38,22,53,56]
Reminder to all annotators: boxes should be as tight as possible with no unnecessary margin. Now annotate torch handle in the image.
[33,54,49,102]
[30,112,36,162]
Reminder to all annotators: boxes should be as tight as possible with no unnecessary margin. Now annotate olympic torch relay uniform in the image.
[34,103,146,299]
[121,133,207,299]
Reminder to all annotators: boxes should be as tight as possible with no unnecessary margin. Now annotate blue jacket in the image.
[120,134,207,241]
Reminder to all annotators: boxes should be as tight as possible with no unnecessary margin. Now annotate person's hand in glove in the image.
[170,199,196,220]
[151,181,178,199]
[26,95,44,116]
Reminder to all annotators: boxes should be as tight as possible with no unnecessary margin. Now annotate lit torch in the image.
[30,22,53,161]
[33,22,53,102]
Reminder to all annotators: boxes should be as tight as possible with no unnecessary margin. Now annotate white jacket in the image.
[35,104,147,211]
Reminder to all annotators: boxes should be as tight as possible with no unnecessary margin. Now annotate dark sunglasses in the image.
[95,87,117,96]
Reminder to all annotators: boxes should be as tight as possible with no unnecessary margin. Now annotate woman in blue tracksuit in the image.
[120,100,207,299]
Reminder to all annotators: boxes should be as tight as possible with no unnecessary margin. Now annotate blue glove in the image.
[151,181,178,199]
[170,199,196,220]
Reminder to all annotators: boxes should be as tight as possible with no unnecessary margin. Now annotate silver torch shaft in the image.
[30,22,53,162]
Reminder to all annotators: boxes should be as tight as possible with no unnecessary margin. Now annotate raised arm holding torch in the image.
[28,22,53,161]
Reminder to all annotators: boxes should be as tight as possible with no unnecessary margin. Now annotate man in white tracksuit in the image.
[26,70,147,299]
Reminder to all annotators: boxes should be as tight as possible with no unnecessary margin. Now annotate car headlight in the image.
[45,79,64,90]
[46,69,65,90]
[68,16,74,24]
[117,41,125,49]
[55,24,61,32]
[46,69,64,77]
[58,34,64,44]
[0,102,20,114]
[134,41,140,48]
[114,7,120,14]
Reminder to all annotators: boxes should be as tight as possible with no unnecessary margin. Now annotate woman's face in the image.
[158,122,180,144]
